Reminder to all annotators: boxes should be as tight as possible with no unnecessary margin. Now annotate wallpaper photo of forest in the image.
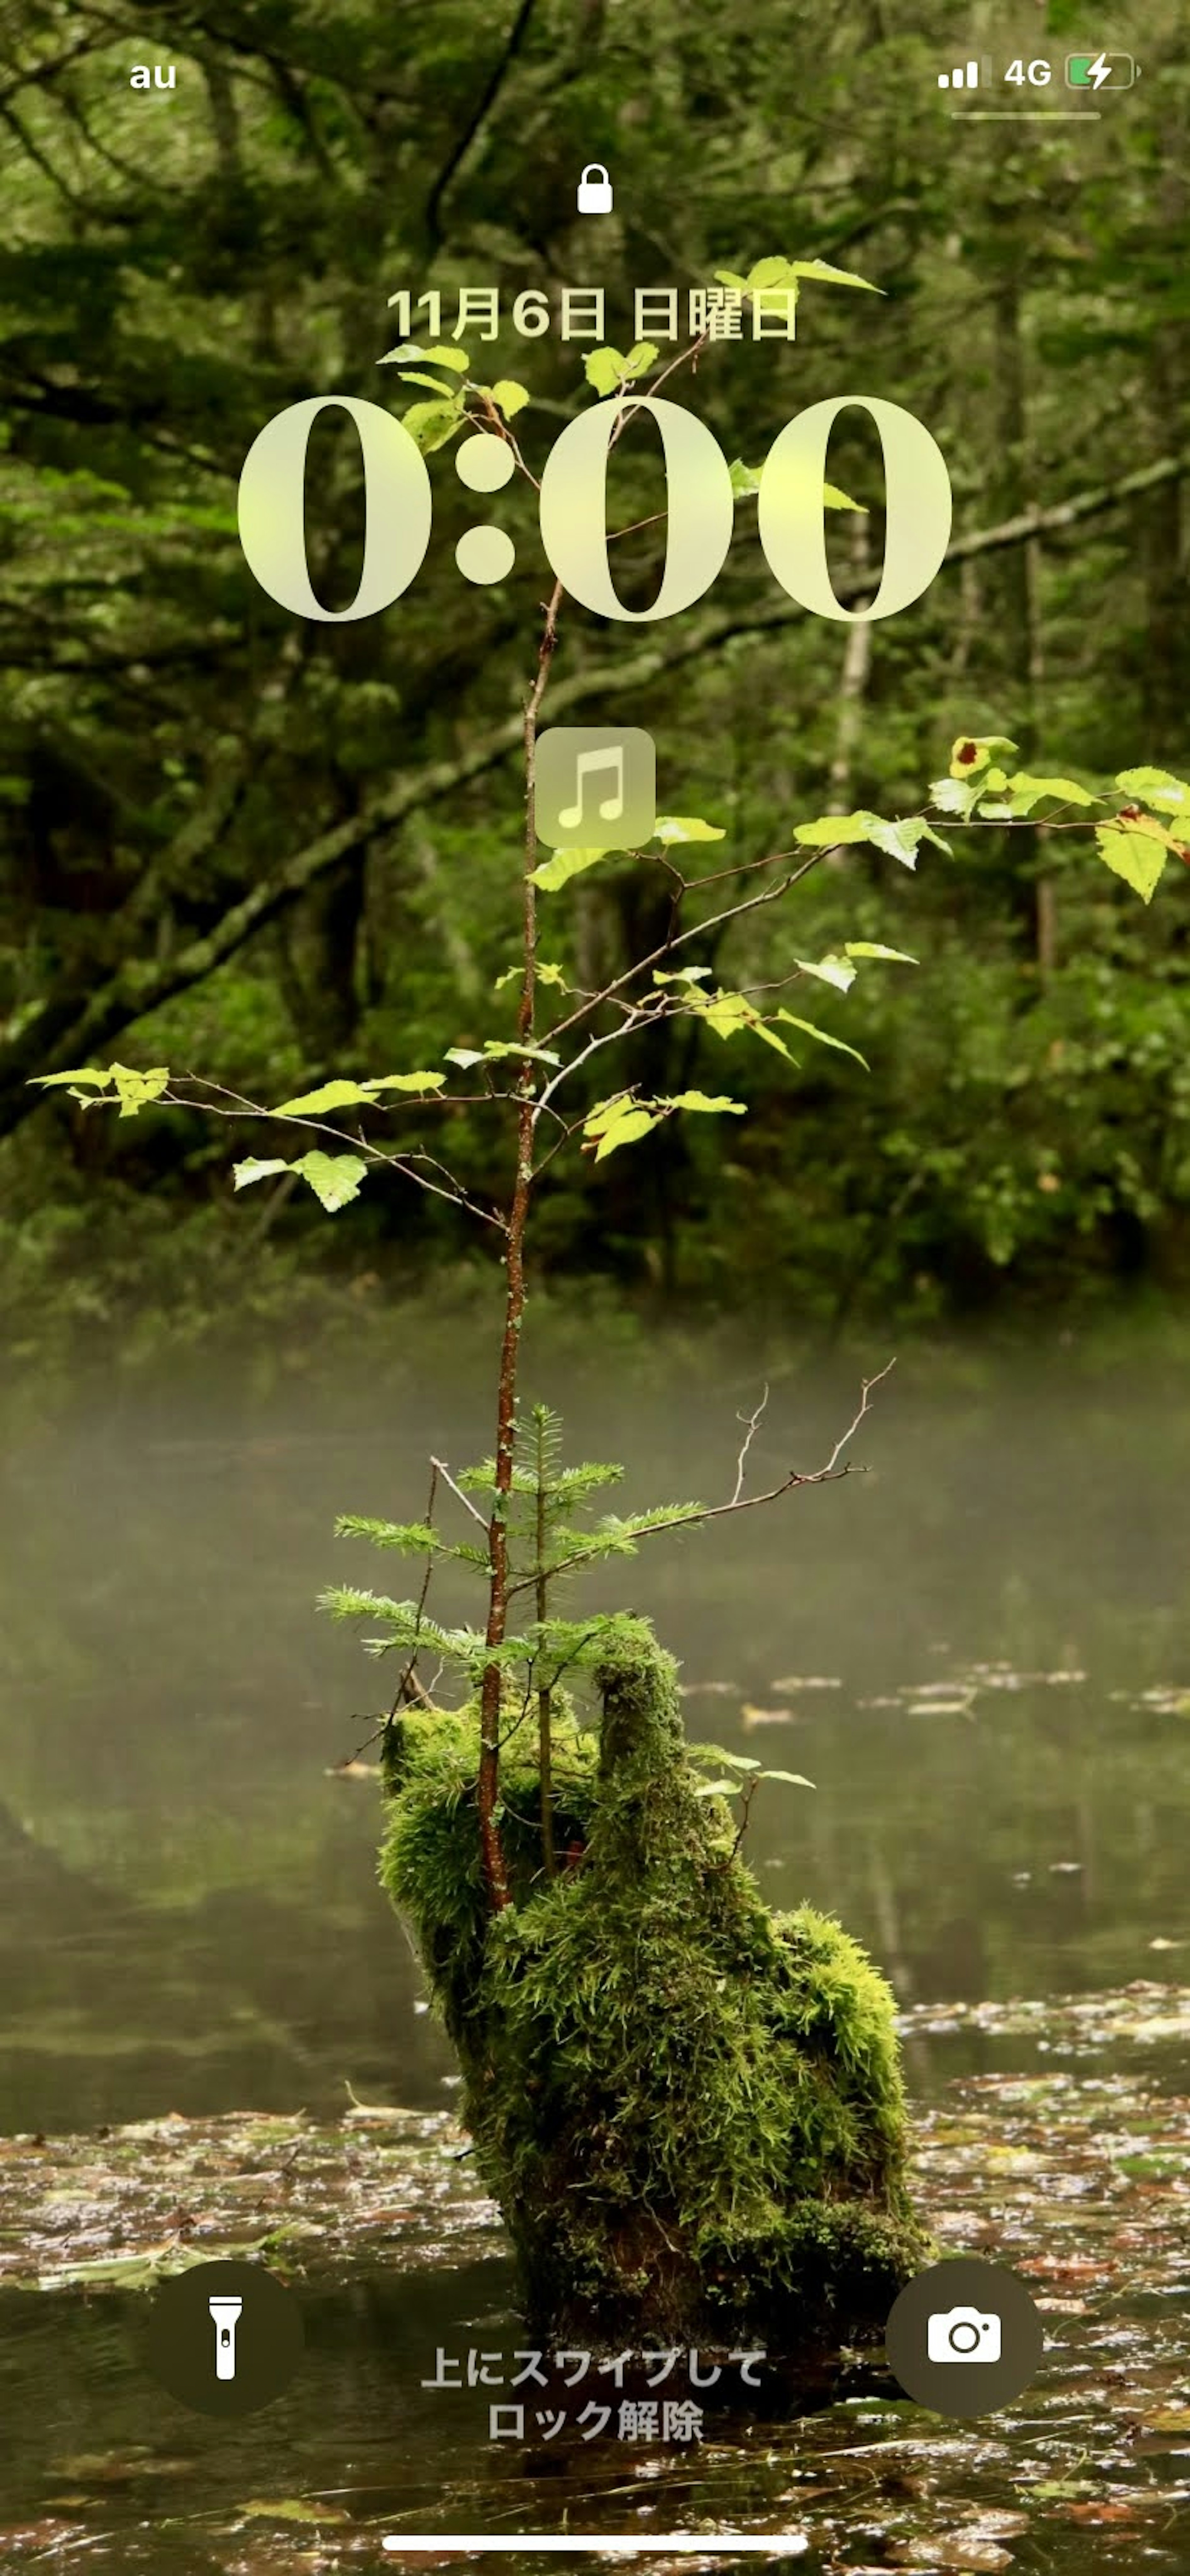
[2,0,1187,1364]
[3,3,1190,2572]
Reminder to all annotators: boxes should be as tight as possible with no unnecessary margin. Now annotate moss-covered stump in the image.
[380,1621,930,2350]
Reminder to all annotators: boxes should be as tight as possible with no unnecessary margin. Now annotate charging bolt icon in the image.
[208,2295,243,2381]
[1065,51,1137,89]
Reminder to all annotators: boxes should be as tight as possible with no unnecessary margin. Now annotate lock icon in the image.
[577,162,613,215]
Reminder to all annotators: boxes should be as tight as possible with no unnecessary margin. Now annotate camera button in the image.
[886,2256,1044,2417]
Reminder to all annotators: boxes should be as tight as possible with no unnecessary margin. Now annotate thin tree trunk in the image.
[475,581,563,1910]
[535,1412,556,1879]
[1027,535,1056,979]
[827,519,873,820]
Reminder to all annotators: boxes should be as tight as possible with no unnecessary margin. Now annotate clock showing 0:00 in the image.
[237,392,951,628]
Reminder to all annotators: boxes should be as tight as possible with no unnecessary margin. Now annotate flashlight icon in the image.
[208,2295,243,2381]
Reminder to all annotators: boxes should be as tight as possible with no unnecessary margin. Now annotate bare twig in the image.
[389,1463,441,1720]
[429,1455,489,1530]
[731,1385,770,1506]
[508,1362,895,1600]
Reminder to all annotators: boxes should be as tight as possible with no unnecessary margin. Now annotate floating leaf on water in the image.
[240,2497,349,2523]
[893,2539,1015,2571]
[1061,2498,1145,2523]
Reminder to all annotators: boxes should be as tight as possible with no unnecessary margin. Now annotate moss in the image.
[379,1619,931,2348]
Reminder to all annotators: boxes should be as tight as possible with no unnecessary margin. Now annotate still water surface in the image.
[3,1331,1187,2132]
[1,1327,1188,2568]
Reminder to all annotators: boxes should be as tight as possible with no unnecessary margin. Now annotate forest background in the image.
[1,0,1187,1377]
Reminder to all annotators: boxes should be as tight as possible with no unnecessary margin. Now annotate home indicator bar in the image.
[381,2541,811,2557]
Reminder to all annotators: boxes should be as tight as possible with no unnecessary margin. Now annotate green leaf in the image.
[758,1768,817,1787]
[775,1013,868,1068]
[479,1040,562,1065]
[790,258,880,291]
[1094,817,1170,903]
[929,775,982,819]
[274,1075,444,1115]
[32,1066,115,1092]
[495,960,565,989]
[693,1778,741,1798]
[584,347,627,396]
[398,369,464,395]
[692,1748,761,1771]
[366,1072,448,1094]
[401,398,464,453]
[713,269,749,293]
[746,256,796,289]
[949,733,1018,780]
[235,1152,369,1209]
[584,1096,640,1137]
[111,1064,169,1117]
[416,344,470,373]
[589,1103,660,1160]
[624,341,659,378]
[696,989,794,1058]
[792,811,878,848]
[792,810,947,868]
[796,954,855,992]
[595,1110,657,1159]
[653,964,713,985]
[823,482,866,512]
[292,1151,368,1212]
[378,342,469,372]
[490,379,529,419]
[728,459,762,499]
[1005,772,1097,813]
[529,847,615,891]
[661,1091,746,1114]
[844,941,918,964]
[652,815,726,844]
[1115,765,1190,815]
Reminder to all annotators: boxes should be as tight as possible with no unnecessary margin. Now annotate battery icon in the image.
[1065,51,1136,88]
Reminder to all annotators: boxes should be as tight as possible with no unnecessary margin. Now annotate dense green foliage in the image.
[2,0,1188,1360]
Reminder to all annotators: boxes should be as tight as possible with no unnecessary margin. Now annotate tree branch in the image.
[5,455,1181,1141]
[507,1363,895,1599]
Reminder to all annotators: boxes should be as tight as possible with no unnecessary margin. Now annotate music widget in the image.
[534,726,656,849]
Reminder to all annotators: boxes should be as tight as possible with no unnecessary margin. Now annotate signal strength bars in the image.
[938,59,978,86]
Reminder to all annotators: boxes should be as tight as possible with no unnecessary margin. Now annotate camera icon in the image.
[926,2306,1002,2363]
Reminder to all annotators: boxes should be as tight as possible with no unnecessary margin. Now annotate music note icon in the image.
[559,744,624,832]
[535,727,656,852]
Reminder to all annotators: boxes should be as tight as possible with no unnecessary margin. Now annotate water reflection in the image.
[1,1331,1188,2131]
